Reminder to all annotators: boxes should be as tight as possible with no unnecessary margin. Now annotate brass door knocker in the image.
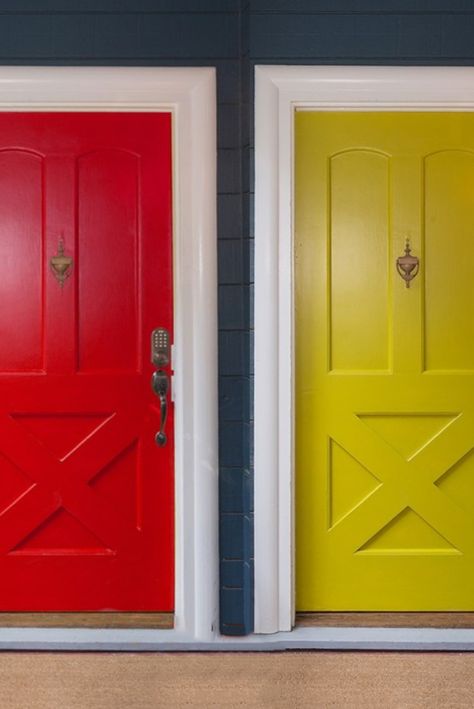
[396,239,419,288]
[50,238,73,287]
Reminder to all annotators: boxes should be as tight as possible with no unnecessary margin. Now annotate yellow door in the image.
[295,112,474,611]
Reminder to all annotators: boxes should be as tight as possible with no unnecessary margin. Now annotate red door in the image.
[0,113,174,611]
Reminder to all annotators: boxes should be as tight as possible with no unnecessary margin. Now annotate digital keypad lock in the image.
[151,328,171,367]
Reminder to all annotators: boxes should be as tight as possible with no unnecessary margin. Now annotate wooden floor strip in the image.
[0,613,173,628]
[1,651,474,709]
[296,612,474,628]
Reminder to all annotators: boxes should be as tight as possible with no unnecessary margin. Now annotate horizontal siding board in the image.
[218,194,242,239]
[251,0,474,12]
[220,588,245,625]
[219,332,250,377]
[0,1,241,12]
[218,103,241,148]
[399,16,443,56]
[0,15,54,57]
[91,14,140,56]
[250,13,417,58]
[0,13,239,59]
[219,377,250,421]
[220,622,246,635]
[216,60,241,102]
[219,422,245,468]
[442,14,474,55]
[221,559,245,588]
[138,13,239,59]
[220,514,252,560]
[220,559,252,632]
[218,148,241,194]
[218,285,250,330]
[219,240,244,285]
[52,14,95,55]
[220,467,252,512]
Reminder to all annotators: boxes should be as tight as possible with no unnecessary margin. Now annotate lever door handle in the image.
[151,370,169,447]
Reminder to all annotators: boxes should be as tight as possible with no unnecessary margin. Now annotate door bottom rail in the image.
[295,612,474,629]
[0,612,174,628]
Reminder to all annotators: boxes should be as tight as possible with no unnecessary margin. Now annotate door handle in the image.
[151,370,169,447]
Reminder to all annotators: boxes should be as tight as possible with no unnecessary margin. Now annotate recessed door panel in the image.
[424,150,474,371]
[296,112,474,611]
[78,149,139,373]
[330,150,390,372]
[0,150,44,372]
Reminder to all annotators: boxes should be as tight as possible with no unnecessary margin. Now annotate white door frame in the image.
[0,66,218,649]
[254,65,474,639]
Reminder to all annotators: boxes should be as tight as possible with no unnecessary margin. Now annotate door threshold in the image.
[0,613,174,628]
[296,612,474,629]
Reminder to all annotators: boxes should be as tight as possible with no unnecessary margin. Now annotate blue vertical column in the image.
[219,0,254,636]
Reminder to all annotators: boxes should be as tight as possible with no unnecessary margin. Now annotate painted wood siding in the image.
[249,1,474,62]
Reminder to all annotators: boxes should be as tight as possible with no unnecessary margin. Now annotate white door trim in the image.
[0,66,218,647]
[254,65,474,634]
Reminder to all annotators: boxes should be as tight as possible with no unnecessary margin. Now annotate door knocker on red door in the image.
[50,238,73,287]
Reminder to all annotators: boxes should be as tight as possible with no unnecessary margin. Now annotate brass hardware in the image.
[50,238,73,287]
[396,239,419,288]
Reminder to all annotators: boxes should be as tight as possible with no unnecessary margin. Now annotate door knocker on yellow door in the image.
[396,239,420,288]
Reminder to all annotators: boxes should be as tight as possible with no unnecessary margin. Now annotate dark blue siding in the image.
[3,0,474,637]
[249,1,474,65]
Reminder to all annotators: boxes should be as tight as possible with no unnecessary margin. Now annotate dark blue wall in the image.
[2,0,474,636]
[248,1,474,64]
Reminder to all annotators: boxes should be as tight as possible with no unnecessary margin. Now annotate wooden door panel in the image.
[0,113,173,611]
[329,149,390,372]
[78,149,139,373]
[424,150,474,371]
[0,150,44,372]
[295,112,474,611]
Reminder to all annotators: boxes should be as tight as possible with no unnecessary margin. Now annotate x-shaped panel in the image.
[328,410,474,554]
[0,407,144,556]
